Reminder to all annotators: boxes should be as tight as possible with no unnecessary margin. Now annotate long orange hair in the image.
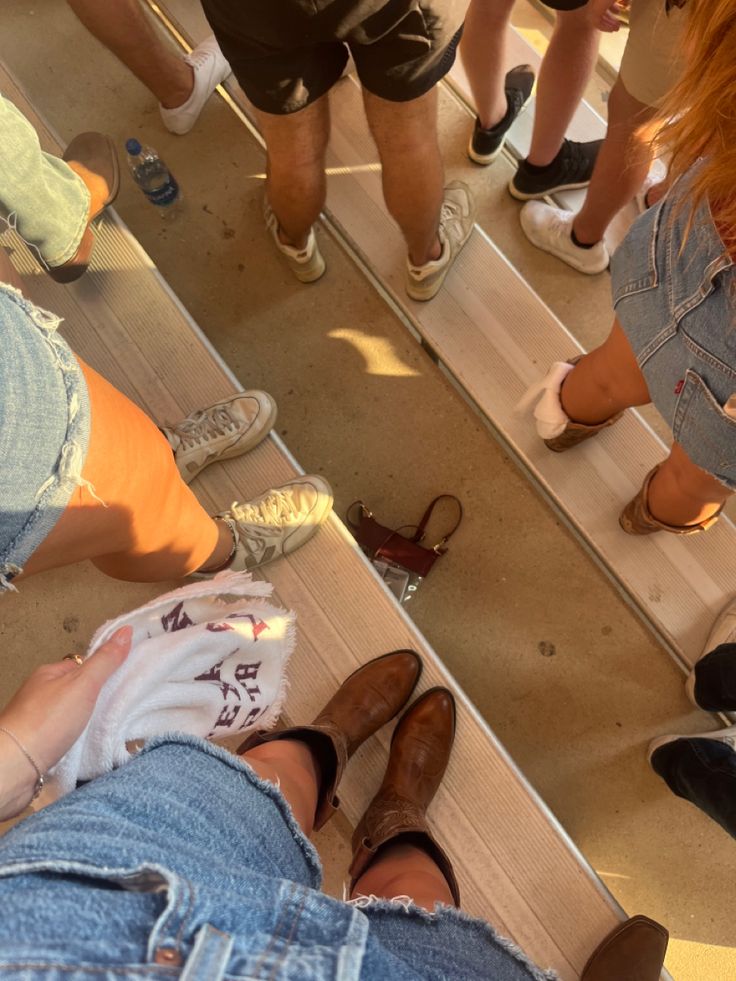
[654,0,736,248]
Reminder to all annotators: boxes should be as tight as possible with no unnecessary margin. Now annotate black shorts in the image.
[200,0,465,115]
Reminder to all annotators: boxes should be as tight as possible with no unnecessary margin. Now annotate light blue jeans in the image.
[0,93,89,268]
[0,284,90,591]
[0,735,556,980]
[611,167,736,489]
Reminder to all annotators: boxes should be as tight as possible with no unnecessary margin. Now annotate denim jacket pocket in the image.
[673,369,736,487]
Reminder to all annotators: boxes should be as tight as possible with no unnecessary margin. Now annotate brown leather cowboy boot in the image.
[348,687,460,906]
[619,465,723,535]
[543,357,623,453]
[238,650,422,830]
[48,132,120,283]
[581,915,669,980]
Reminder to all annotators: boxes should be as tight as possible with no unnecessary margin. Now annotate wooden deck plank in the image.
[1,62,629,978]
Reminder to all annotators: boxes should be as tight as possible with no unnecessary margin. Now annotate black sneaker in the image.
[467,64,535,166]
[509,138,603,200]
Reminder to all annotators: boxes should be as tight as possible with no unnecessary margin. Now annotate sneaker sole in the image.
[180,395,278,483]
[519,216,609,276]
[508,178,592,202]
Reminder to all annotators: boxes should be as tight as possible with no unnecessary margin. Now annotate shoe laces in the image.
[232,489,299,527]
[175,405,238,451]
[440,198,461,224]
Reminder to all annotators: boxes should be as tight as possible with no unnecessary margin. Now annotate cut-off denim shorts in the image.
[0,283,90,592]
[0,736,556,980]
[611,173,736,489]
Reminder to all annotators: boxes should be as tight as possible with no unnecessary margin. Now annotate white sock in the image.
[516,361,575,439]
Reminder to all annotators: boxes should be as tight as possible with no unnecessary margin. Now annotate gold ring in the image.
[63,654,84,666]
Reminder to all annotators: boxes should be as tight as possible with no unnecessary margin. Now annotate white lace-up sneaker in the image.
[159,36,231,136]
[519,202,609,275]
[200,475,333,574]
[264,199,326,283]
[162,392,277,484]
[406,181,475,301]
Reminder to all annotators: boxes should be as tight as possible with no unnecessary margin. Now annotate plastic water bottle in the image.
[125,138,181,218]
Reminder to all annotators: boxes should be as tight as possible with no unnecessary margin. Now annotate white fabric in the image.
[515,361,575,439]
[50,571,294,796]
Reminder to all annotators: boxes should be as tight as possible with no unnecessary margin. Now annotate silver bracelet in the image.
[0,726,44,806]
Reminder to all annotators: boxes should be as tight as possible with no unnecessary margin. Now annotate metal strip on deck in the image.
[1,60,632,980]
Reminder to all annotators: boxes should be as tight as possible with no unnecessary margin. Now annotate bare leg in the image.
[255,97,331,250]
[560,318,651,424]
[459,0,515,129]
[351,841,454,910]
[572,78,656,244]
[560,320,732,526]
[647,444,733,527]
[243,740,321,836]
[362,88,444,266]
[527,6,600,166]
[66,0,193,108]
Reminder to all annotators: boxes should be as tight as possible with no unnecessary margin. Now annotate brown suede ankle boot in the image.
[348,687,460,906]
[544,357,623,452]
[238,649,422,830]
[581,915,668,980]
[619,466,723,535]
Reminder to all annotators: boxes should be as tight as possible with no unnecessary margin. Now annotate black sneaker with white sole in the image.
[467,64,535,166]
[509,138,603,200]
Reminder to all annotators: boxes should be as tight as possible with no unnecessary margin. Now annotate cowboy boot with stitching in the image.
[543,357,623,453]
[238,649,422,830]
[48,132,120,284]
[581,914,668,981]
[619,465,724,536]
[348,687,460,906]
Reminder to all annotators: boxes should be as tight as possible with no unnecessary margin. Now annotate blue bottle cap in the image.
[125,138,142,155]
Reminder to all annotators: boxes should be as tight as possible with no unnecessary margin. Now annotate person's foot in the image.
[264,199,326,283]
[238,649,423,828]
[47,132,120,284]
[509,138,602,200]
[519,202,609,274]
[619,466,724,536]
[685,598,736,711]
[647,726,736,760]
[349,687,459,903]
[467,64,535,166]
[161,392,277,484]
[197,475,333,576]
[406,181,475,302]
[159,36,231,136]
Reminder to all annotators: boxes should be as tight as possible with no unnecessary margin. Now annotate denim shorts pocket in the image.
[672,369,736,488]
[611,199,665,305]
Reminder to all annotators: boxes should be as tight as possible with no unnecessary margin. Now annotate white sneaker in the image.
[159,36,231,136]
[203,475,333,574]
[406,181,475,302]
[264,199,326,283]
[162,392,277,484]
[648,724,736,763]
[519,202,609,275]
[685,597,736,707]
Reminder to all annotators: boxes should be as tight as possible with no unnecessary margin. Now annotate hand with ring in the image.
[0,626,132,820]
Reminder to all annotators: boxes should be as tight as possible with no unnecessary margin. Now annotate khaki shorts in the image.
[619,0,686,107]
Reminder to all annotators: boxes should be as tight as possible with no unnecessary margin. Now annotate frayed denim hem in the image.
[137,733,323,889]
[0,285,91,592]
[350,895,559,980]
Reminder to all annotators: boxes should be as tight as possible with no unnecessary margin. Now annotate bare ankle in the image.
[159,63,195,110]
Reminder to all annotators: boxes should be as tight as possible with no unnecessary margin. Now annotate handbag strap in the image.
[410,495,463,553]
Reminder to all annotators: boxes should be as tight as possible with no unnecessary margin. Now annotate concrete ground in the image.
[1,2,734,978]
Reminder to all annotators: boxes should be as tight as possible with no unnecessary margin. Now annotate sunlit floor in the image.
[1,2,734,978]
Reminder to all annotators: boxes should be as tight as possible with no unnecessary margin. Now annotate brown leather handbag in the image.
[346,496,463,603]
